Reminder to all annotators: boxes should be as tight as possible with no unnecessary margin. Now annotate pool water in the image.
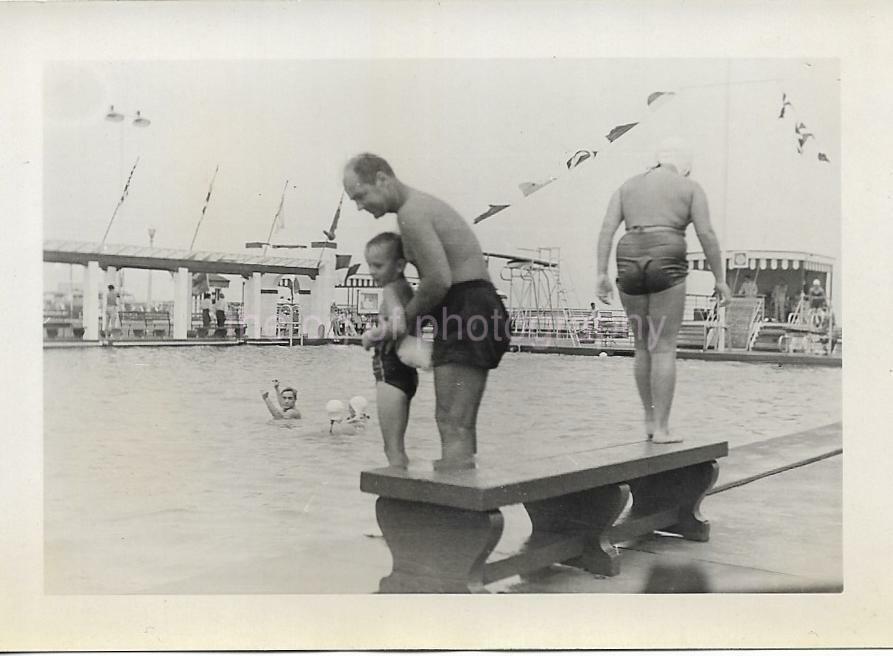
[44,346,840,593]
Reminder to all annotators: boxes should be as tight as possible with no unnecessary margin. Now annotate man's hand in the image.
[390,312,407,341]
[361,332,375,351]
[714,281,732,307]
[596,274,614,304]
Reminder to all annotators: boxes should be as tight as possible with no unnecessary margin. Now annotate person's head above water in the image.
[279,387,297,410]
[343,153,403,218]
[349,395,368,415]
[365,232,406,286]
[325,399,345,421]
[654,136,693,177]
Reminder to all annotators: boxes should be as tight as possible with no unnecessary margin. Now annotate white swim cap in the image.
[654,137,693,176]
[812,279,821,286]
[349,395,368,413]
[325,399,345,420]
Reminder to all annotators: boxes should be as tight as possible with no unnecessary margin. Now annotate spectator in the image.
[738,274,759,297]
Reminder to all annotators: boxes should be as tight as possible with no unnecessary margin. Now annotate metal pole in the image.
[189,164,220,251]
[264,179,289,257]
[717,59,732,352]
[147,227,156,307]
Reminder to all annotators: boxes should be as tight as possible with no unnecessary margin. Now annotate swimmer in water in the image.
[261,379,302,419]
[346,395,371,430]
[326,399,358,435]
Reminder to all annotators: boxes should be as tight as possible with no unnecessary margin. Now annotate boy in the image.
[361,232,419,468]
[261,379,302,419]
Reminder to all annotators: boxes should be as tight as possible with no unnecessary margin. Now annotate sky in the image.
[42,58,840,304]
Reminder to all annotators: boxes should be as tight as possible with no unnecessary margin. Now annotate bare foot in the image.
[652,430,683,444]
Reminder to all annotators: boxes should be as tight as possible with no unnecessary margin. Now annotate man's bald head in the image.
[345,153,395,184]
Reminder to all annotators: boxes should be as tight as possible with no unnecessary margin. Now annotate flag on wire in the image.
[778,92,793,119]
[605,122,638,142]
[566,150,596,169]
[794,122,815,154]
[323,193,344,241]
[518,177,557,197]
[344,263,361,285]
[335,254,352,270]
[472,204,511,224]
[817,152,830,163]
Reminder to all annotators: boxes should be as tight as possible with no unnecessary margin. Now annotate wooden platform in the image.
[361,438,728,593]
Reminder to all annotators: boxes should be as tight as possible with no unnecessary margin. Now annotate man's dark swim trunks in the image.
[426,279,511,370]
[372,342,419,399]
[615,227,689,296]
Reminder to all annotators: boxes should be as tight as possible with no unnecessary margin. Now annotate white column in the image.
[259,274,280,337]
[245,272,263,339]
[172,267,190,339]
[83,261,101,340]
[306,242,336,338]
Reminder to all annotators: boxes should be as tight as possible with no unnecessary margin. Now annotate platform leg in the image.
[628,461,719,542]
[375,497,503,593]
[524,483,630,577]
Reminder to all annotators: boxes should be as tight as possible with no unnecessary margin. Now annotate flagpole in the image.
[99,156,140,250]
[323,192,344,241]
[189,164,220,252]
[263,179,289,257]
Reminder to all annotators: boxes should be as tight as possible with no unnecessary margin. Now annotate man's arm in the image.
[261,391,284,419]
[399,209,451,326]
[272,380,285,407]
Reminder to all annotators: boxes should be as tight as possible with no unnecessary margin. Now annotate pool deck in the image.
[147,422,841,594]
[43,335,841,366]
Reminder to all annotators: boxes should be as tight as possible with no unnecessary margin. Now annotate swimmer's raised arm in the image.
[261,390,285,419]
[272,379,286,406]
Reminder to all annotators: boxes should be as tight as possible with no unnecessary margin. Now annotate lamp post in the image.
[147,227,156,307]
[102,105,151,292]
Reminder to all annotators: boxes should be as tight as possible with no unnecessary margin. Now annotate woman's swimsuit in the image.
[615,225,689,295]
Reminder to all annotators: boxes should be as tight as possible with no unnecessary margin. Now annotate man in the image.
[738,274,759,297]
[104,284,120,335]
[261,379,302,419]
[343,153,510,469]
[772,280,788,322]
[213,292,227,337]
[808,278,827,310]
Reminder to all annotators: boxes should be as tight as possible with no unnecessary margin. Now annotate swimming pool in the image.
[44,345,840,593]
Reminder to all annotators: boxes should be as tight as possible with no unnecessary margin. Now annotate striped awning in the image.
[687,250,835,274]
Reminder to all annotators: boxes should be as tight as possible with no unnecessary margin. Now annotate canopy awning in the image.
[687,250,835,274]
[44,240,320,278]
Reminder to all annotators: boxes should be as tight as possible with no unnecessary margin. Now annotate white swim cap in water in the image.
[325,399,345,420]
[654,136,693,176]
[349,396,368,413]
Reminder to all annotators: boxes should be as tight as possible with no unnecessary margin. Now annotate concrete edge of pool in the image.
[43,336,842,366]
